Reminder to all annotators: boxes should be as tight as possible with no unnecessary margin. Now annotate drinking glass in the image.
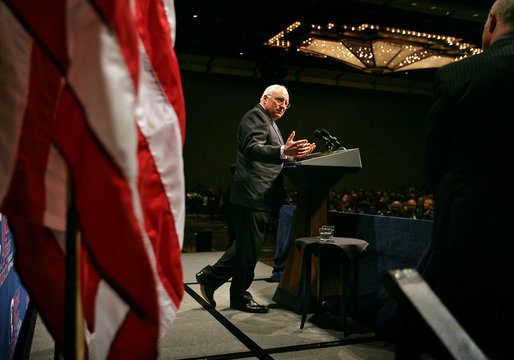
[319,225,334,242]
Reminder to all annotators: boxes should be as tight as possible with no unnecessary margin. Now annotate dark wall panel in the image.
[181,71,433,192]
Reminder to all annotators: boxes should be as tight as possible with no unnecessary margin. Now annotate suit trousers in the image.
[210,204,271,304]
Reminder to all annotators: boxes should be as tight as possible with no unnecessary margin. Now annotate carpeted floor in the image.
[28,251,397,360]
[159,252,395,360]
[27,214,400,359]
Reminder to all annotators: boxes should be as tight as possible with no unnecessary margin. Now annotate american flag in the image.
[0,0,185,358]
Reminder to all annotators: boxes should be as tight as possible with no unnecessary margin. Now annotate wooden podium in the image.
[272,148,362,312]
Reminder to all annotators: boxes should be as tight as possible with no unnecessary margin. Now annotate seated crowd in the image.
[187,186,435,220]
[285,186,434,220]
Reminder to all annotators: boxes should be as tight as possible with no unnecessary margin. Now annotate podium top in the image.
[292,148,362,168]
[283,148,361,188]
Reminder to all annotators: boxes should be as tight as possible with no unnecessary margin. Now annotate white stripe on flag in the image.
[43,144,68,232]
[0,3,32,203]
[66,0,138,182]
[1,0,185,357]
[162,0,177,47]
[66,0,145,356]
[136,51,185,247]
[94,280,129,360]
[136,51,180,334]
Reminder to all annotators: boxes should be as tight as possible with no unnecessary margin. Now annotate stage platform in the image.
[28,251,398,359]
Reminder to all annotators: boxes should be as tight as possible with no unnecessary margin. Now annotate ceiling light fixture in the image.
[264,22,482,74]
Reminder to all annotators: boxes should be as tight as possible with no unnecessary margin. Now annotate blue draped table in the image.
[271,205,433,328]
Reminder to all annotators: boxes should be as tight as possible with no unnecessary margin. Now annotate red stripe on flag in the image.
[80,247,99,333]
[136,0,186,142]
[1,42,71,351]
[4,0,68,70]
[137,130,184,308]
[2,0,186,356]
[134,0,186,317]
[1,45,61,223]
[52,86,159,328]
[107,311,158,360]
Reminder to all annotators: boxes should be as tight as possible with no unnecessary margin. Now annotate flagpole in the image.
[62,184,85,359]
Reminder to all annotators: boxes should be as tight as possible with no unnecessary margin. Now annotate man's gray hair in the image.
[491,0,514,25]
[260,84,288,101]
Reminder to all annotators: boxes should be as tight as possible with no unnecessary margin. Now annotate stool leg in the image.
[352,260,359,316]
[340,259,350,335]
[317,253,322,313]
[300,250,311,329]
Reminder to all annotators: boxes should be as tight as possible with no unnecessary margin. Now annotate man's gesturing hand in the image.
[284,131,316,160]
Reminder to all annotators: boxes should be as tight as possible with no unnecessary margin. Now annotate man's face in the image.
[263,88,289,121]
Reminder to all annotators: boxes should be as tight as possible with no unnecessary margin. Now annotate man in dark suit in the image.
[196,85,315,313]
[416,0,514,357]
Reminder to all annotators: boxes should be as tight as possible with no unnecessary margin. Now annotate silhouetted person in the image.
[403,1,514,358]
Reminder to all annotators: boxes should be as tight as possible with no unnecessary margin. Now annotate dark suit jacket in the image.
[229,104,285,211]
[423,35,514,285]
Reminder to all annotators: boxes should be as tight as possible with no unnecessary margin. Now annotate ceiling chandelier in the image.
[265,22,482,74]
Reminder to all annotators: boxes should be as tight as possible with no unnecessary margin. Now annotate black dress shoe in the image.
[230,299,269,313]
[196,267,216,308]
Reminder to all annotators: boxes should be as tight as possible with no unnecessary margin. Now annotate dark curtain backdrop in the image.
[181,71,433,192]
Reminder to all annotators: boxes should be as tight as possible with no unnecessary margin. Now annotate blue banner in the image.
[0,214,30,360]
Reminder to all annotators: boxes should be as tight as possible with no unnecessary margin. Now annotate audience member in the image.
[403,199,418,219]
[388,200,403,217]
[421,197,434,220]
[415,195,425,219]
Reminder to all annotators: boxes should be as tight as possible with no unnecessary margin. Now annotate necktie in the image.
[272,121,284,145]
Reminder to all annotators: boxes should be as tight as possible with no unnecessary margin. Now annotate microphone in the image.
[321,129,341,149]
[313,129,339,152]
[313,129,330,143]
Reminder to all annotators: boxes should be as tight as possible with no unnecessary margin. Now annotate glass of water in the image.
[319,225,334,242]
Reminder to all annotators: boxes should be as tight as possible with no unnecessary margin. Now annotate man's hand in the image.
[284,131,316,160]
